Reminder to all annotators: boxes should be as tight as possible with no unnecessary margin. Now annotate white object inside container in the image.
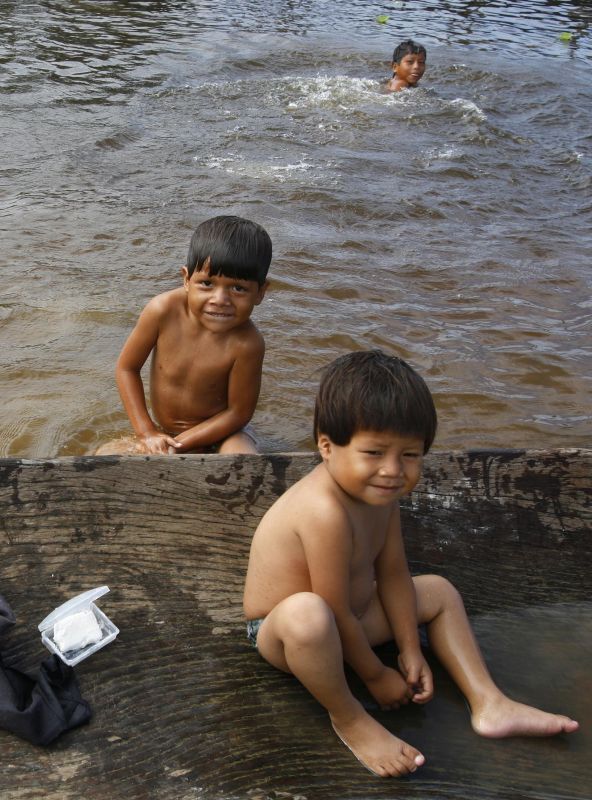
[38,586,119,667]
[53,608,103,652]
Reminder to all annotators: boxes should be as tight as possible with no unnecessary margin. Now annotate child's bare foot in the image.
[331,707,425,778]
[471,693,579,738]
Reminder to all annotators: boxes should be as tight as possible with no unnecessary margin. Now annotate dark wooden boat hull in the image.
[1,450,590,800]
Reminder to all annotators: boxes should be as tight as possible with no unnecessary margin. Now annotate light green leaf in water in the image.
[558,31,573,41]
[376,15,389,24]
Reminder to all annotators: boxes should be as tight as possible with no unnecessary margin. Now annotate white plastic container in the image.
[38,586,119,667]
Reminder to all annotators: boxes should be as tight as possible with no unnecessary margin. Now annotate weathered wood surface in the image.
[0,449,590,800]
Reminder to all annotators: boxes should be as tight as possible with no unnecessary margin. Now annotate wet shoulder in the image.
[144,287,186,319]
[228,318,265,353]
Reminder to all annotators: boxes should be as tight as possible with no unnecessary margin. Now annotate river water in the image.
[1,0,591,457]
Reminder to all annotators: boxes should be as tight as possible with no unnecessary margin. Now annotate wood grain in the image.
[0,450,590,800]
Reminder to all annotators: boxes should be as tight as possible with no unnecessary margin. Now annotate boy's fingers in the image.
[413,685,434,702]
[415,678,433,701]
[405,667,419,686]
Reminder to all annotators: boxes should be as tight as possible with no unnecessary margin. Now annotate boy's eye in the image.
[404,452,422,459]
[363,450,383,456]
[198,280,212,287]
[232,284,248,292]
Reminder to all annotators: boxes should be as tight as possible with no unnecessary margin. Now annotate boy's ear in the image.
[254,279,270,305]
[181,266,189,287]
[317,433,332,461]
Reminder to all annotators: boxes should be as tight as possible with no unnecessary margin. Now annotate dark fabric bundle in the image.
[0,593,92,745]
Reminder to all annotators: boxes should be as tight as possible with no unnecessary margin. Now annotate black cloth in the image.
[0,593,92,745]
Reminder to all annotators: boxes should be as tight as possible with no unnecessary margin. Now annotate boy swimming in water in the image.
[243,350,578,778]
[386,39,427,92]
[96,215,270,455]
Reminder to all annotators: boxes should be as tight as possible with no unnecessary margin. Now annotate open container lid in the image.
[38,586,110,633]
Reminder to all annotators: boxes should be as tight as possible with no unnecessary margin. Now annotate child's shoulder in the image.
[228,317,265,353]
[259,466,356,552]
[285,465,351,524]
[145,287,185,310]
[139,287,186,322]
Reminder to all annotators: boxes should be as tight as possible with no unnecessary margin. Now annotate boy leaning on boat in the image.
[243,350,579,778]
[96,215,271,455]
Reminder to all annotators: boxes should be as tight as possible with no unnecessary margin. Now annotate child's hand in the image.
[139,432,182,455]
[365,666,414,710]
[397,650,433,704]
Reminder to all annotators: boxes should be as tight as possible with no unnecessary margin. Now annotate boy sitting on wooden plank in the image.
[243,350,578,778]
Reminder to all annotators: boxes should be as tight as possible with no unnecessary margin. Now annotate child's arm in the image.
[302,502,413,709]
[375,504,433,703]
[173,336,264,452]
[116,299,181,455]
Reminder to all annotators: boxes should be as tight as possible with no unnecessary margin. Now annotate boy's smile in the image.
[318,430,424,506]
[183,266,267,331]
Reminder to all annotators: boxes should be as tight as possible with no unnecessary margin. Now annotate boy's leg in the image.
[218,427,258,454]
[94,436,146,455]
[255,592,425,777]
[413,575,579,737]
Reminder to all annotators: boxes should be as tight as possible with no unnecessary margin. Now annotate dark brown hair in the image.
[314,350,437,453]
[392,39,427,64]
[186,215,272,286]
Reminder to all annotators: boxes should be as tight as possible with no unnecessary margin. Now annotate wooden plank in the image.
[0,450,590,800]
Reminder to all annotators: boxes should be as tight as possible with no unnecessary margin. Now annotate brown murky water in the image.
[1,0,591,457]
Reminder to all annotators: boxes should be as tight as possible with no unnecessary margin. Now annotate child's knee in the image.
[219,431,258,455]
[94,436,142,456]
[431,574,463,607]
[280,592,335,645]
[419,574,463,608]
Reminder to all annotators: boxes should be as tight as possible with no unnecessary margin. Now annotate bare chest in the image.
[348,505,390,579]
[152,320,236,387]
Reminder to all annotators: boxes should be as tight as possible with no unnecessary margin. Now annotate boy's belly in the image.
[350,586,375,619]
[150,388,227,434]
[244,559,375,620]
[348,565,377,618]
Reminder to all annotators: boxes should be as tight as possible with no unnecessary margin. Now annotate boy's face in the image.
[182,263,268,332]
[318,429,424,506]
[393,52,426,86]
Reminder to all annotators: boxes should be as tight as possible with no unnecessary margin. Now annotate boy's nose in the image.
[380,457,402,477]
[211,286,231,304]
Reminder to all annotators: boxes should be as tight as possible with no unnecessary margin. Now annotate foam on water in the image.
[277,74,487,124]
[202,153,321,183]
[280,74,379,109]
[447,97,487,122]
